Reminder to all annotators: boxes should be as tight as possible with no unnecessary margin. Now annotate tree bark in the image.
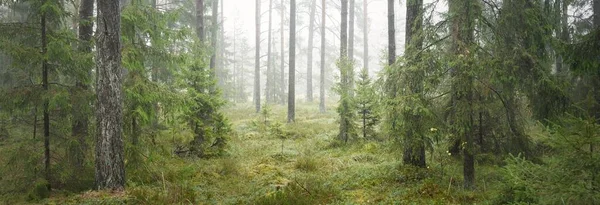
[210,0,218,90]
[266,0,274,103]
[41,1,51,190]
[288,0,296,123]
[349,0,355,59]
[387,0,395,66]
[95,0,125,190]
[280,0,286,104]
[319,0,326,113]
[255,0,261,113]
[196,0,205,42]
[306,0,316,102]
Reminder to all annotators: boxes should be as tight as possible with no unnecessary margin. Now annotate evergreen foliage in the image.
[354,68,379,140]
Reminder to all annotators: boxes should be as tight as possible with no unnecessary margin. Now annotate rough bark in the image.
[71,0,94,170]
[319,0,326,113]
[196,0,205,42]
[387,0,395,66]
[95,0,125,190]
[306,0,315,102]
[41,1,51,190]
[266,0,274,103]
[288,0,296,123]
[255,0,261,113]
[402,0,426,168]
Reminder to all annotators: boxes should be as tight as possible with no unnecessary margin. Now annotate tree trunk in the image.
[266,0,273,103]
[363,0,369,74]
[95,0,125,191]
[255,0,261,113]
[288,0,296,123]
[341,0,348,58]
[402,0,426,168]
[449,0,476,190]
[196,0,205,42]
[210,0,218,91]
[306,0,315,102]
[387,0,395,66]
[280,0,286,105]
[319,0,326,113]
[41,1,51,190]
[595,0,599,28]
[71,0,94,170]
[219,0,225,90]
[348,0,355,96]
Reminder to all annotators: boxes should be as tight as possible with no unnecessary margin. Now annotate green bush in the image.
[253,176,340,205]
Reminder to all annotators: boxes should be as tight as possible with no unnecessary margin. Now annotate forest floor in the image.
[33,102,505,204]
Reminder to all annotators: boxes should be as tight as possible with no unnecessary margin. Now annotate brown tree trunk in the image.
[95,0,125,191]
[306,0,315,102]
[288,0,296,123]
[255,0,261,112]
[319,0,326,113]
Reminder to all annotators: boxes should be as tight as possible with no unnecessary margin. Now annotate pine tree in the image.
[355,68,378,140]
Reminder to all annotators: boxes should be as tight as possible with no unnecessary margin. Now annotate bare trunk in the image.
[255,0,261,112]
[267,0,273,103]
[210,0,218,91]
[349,0,355,60]
[306,0,315,102]
[341,0,348,58]
[363,0,368,74]
[319,0,326,113]
[387,0,395,66]
[196,0,205,42]
[280,0,286,105]
[288,0,296,123]
[95,0,125,190]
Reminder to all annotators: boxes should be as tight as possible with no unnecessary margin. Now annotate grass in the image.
[4,102,508,204]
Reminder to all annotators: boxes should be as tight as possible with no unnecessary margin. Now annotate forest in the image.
[0,0,599,204]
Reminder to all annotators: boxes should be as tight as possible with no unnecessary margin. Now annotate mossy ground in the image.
[7,102,508,204]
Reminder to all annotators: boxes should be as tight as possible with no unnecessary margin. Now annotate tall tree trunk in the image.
[363,0,369,74]
[348,0,355,96]
[280,0,286,105]
[402,0,426,168]
[196,0,205,42]
[306,0,315,102]
[387,0,395,66]
[595,0,599,28]
[449,0,476,190]
[219,0,225,90]
[319,0,326,113]
[341,0,348,58]
[267,0,274,103]
[210,0,219,91]
[95,0,125,190]
[288,0,296,123]
[41,1,51,190]
[71,0,93,170]
[255,0,261,112]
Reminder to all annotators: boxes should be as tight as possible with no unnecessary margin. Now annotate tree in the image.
[41,0,50,190]
[337,0,355,143]
[71,0,94,170]
[288,0,296,123]
[210,0,219,91]
[355,68,378,139]
[267,0,274,103]
[448,0,478,190]
[363,0,369,74]
[95,0,125,190]
[387,0,395,66]
[319,0,326,113]
[255,0,261,113]
[306,0,316,102]
[402,0,426,168]
[280,0,286,105]
[196,0,205,41]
